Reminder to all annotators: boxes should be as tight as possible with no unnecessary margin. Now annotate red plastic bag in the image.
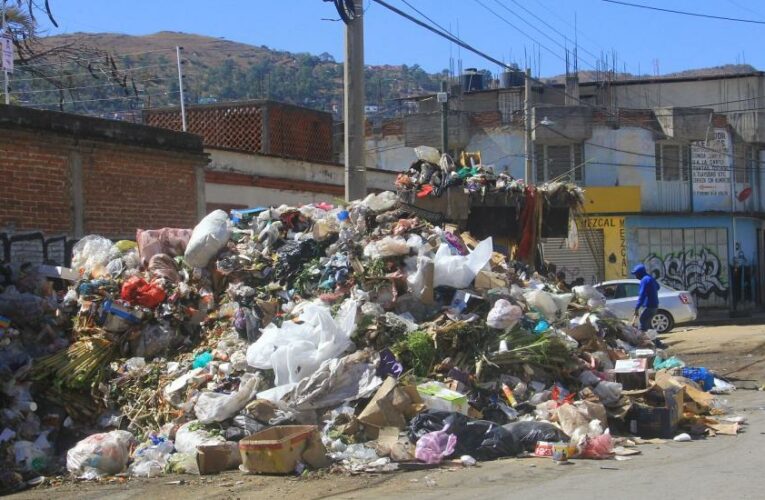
[121,276,167,309]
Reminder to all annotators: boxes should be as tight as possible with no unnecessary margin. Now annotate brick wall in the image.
[1,105,208,240]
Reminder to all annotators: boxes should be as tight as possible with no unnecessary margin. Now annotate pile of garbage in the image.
[0,152,741,493]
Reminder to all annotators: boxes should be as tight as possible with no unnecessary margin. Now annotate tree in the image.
[3,1,140,111]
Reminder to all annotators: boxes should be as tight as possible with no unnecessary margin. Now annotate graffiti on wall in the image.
[644,247,728,299]
[0,232,75,267]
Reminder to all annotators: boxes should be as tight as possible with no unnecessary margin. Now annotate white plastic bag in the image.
[566,216,579,251]
[194,373,261,424]
[246,299,357,387]
[433,237,493,289]
[174,421,225,455]
[524,289,559,321]
[414,145,441,164]
[184,210,232,268]
[128,439,174,478]
[486,299,523,330]
[407,255,433,298]
[361,191,398,212]
[71,235,113,277]
[364,236,410,259]
[66,430,135,478]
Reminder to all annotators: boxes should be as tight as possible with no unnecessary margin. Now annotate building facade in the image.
[365,73,765,313]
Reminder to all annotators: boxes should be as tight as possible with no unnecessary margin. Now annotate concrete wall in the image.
[205,148,397,210]
[597,74,765,142]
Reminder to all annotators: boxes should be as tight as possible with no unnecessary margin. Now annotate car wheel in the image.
[651,310,674,334]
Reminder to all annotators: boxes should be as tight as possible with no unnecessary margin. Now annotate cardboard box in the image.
[474,270,508,292]
[358,377,424,436]
[627,386,685,438]
[196,443,239,475]
[613,358,648,390]
[417,381,469,415]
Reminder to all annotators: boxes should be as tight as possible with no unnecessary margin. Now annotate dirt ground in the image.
[11,323,765,500]
[663,323,765,384]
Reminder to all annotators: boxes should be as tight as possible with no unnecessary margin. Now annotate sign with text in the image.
[1,34,13,72]
[691,127,731,211]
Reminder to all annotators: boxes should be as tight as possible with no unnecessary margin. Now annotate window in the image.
[597,284,617,299]
[734,145,758,184]
[655,143,690,181]
[622,283,640,298]
[535,143,584,183]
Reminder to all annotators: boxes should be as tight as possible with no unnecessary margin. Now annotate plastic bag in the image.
[415,428,457,464]
[246,299,357,387]
[66,430,135,478]
[194,373,262,424]
[433,237,493,289]
[566,216,579,251]
[524,289,559,321]
[184,210,232,268]
[136,227,192,267]
[406,255,433,299]
[555,404,590,436]
[71,235,113,277]
[148,253,181,283]
[128,439,174,477]
[486,299,523,330]
[503,421,569,452]
[364,236,410,259]
[361,191,398,212]
[593,381,623,406]
[408,410,522,460]
[166,452,199,474]
[120,276,167,308]
[132,322,179,359]
[414,145,441,164]
[579,429,613,459]
[174,421,225,455]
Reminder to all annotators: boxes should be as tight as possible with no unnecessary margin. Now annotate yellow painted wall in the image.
[582,186,641,214]
[580,216,627,280]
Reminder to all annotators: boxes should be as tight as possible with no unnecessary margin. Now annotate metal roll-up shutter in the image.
[542,229,605,285]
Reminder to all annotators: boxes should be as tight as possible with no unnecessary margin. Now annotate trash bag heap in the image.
[0,149,741,493]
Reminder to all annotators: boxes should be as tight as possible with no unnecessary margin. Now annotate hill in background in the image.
[14,32,759,120]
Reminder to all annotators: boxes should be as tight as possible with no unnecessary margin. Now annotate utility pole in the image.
[176,46,187,131]
[344,0,366,202]
[439,80,448,154]
[524,68,533,183]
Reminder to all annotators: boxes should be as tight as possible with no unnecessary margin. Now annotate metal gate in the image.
[542,229,605,285]
[635,228,729,308]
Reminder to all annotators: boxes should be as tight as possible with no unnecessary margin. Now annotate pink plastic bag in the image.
[136,228,192,268]
[579,430,614,459]
[415,428,457,464]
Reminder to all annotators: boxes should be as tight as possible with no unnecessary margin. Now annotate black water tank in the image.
[500,69,524,88]
[461,68,484,92]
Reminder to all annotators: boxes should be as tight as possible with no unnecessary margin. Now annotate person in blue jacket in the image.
[631,264,665,347]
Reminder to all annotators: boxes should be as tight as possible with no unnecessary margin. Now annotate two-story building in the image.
[364,72,765,313]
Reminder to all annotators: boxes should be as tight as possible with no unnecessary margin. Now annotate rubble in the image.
[0,147,743,494]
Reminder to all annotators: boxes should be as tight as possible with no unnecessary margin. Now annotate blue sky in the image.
[37,0,765,76]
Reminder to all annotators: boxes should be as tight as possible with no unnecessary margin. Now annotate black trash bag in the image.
[460,420,521,460]
[502,421,569,452]
[274,239,320,281]
[408,410,470,443]
[408,410,522,460]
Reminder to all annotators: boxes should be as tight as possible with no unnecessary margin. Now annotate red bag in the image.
[121,276,167,309]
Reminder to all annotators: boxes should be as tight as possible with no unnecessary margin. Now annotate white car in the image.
[595,279,697,333]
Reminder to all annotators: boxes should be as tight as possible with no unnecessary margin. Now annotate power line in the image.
[11,62,175,83]
[602,0,765,25]
[16,47,176,69]
[26,90,180,107]
[490,0,598,69]
[472,0,566,63]
[10,76,170,95]
[505,0,600,63]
